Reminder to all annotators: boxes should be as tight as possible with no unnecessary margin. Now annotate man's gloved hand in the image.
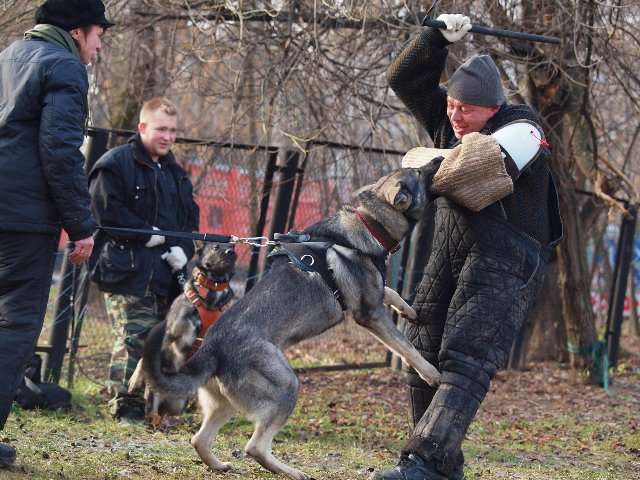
[436,13,472,43]
[144,226,165,248]
[161,246,188,272]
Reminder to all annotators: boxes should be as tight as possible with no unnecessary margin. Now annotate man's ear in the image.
[68,28,82,41]
[138,122,147,135]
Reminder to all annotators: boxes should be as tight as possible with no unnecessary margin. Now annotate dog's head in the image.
[354,165,434,222]
[194,241,237,279]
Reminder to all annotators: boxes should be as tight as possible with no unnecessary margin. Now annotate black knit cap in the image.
[36,0,115,31]
[447,54,505,107]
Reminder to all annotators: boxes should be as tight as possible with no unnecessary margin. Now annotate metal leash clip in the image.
[235,236,276,248]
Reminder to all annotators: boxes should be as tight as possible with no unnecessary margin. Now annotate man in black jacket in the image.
[89,97,200,424]
[373,14,563,480]
[0,0,114,468]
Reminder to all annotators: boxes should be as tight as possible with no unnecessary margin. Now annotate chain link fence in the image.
[38,131,408,387]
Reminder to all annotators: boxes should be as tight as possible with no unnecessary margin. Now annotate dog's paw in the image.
[209,461,232,472]
[386,303,417,320]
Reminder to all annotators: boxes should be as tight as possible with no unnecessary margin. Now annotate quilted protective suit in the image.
[386,27,563,478]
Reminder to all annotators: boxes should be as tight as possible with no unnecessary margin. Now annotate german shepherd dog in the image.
[141,166,440,480]
[128,242,237,420]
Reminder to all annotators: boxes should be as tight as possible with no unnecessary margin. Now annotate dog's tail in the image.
[142,321,217,398]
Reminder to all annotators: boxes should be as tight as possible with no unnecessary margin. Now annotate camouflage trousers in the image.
[104,292,169,416]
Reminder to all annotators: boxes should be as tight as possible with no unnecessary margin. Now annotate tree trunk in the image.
[630,269,639,337]
[556,188,599,382]
[523,32,600,381]
[526,258,567,362]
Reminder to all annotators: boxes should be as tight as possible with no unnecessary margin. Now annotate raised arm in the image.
[386,28,451,140]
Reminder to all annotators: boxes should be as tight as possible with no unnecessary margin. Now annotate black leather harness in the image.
[267,208,401,311]
[268,239,387,311]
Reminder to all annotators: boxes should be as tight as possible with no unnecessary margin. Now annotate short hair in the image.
[139,97,178,123]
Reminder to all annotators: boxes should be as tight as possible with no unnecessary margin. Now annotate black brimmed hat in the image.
[36,0,115,31]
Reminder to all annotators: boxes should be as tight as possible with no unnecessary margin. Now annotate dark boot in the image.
[404,369,487,480]
[371,453,447,480]
[0,442,16,469]
[113,396,145,426]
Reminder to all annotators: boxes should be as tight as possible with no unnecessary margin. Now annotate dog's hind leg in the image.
[245,416,313,480]
[242,360,312,480]
[191,383,235,472]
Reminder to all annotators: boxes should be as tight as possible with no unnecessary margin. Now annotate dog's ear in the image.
[383,182,413,211]
[194,240,205,256]
[393,187,413,211]
[351,182,374,201]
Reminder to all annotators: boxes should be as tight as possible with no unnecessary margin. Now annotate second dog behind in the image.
[129,241,236,419]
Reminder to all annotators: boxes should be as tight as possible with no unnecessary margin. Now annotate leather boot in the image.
[404,369,487,480]
[0,442,16,469]
[371,453,447,480]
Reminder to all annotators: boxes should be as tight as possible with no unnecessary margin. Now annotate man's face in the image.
[70,25,105,65]
[446,97,500,139]
[138,110,178,161]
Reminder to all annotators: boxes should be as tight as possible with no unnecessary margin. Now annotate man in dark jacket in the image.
[373,14,563,480]
[0,0,114,469]
[89,97,200,424]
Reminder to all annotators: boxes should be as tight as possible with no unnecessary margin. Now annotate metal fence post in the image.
[267,149,300,239]
[606,204,638,366]
[42,252,76,383]
[66,266,92,388]
[42,129,110,383]
[253,149,300,276]
[245,148,279,292]
[286,146,309,232]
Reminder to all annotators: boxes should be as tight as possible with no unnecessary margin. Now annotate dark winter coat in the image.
[0,37,94,240]
[387,28,563,375]
[88,135,200,298]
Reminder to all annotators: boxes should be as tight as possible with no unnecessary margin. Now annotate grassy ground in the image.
[2,337,639,480]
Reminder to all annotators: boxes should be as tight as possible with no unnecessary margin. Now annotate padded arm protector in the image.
[431,133,513,212]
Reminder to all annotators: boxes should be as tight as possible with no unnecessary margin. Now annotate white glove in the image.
[144,226,165,248]
[437,14,472,43]
[161,246,188,272]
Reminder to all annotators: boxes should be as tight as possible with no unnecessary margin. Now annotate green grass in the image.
[2,363,640,480]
